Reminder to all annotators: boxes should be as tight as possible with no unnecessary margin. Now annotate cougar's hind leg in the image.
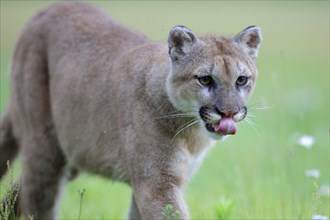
[19,125,67,220]
[10,18,69,219]
[0,109,19,180]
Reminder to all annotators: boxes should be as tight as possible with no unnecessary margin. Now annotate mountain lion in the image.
[0,2,262,219]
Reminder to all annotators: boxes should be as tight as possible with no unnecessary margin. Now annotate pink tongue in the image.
[214,118,237,135]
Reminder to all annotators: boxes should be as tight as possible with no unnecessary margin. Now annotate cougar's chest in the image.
[173,128,215,183]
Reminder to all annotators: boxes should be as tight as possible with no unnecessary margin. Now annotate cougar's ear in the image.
[234,26,262,60]
[168,25,199,61]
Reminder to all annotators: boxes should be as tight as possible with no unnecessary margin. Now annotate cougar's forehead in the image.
[203,37,257,77]
[212,55,253,80]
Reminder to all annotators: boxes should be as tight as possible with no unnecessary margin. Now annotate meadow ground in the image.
[0,1,329,219]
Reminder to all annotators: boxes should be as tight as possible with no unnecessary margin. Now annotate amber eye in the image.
[198,76,213,86]
[236,76,248,86]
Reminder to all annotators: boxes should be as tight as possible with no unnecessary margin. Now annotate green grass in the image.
[1,1,329,219]
[0,162,20,220]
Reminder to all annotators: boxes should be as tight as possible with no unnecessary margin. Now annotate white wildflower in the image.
[319,183,330,197]
[305,169,320,178]
[297,135,315,149]
[312,214,329,220]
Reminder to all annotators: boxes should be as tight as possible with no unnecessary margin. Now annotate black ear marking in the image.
[243,25,257,31]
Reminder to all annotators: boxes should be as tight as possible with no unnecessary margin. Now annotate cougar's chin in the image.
[203,126,227,140]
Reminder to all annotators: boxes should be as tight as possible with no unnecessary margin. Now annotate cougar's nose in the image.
[214,106,238,118]
[219,110,238,118]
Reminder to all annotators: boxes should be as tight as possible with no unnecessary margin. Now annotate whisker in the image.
[190,105,201,113]
[191,105,200,111]
[161,108,185,115]
[156,108,199,120]
[156,113,196,120]
[245,116,259,127]
[246,113,257,118]
[252,105,275,110]
[243,117,260,137]
[176,117,198,131]
[248,103,276,111]
[171,119,199,143]
[248,101,263,107]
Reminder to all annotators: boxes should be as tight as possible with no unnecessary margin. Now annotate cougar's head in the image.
[166,25,262,140]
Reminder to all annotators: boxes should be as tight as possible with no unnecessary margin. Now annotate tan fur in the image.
[0,2,262,219]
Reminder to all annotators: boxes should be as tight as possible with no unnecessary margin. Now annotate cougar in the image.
[0,1,262,219]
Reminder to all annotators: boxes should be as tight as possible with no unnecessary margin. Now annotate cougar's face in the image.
[194,55,257,140]
[167,53,257,140]
[166,25,261,140]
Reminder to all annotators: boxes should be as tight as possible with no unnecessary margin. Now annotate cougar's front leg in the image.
[127,194,141,220]
[131,167,188,220]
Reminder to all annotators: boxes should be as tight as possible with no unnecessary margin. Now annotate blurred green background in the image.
[1,1,329,219]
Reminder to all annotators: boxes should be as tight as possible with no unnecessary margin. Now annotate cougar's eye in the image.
[236,76,248,86]
[198,76,213,86]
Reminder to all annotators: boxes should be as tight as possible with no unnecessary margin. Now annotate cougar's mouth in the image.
[199,106,247,136]
[205,118,237,135]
